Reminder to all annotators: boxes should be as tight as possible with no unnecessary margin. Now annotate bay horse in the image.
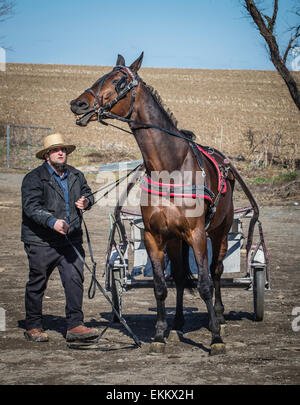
[70,53,235,355]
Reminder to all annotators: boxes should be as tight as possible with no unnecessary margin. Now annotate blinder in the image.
[113,74,127,94]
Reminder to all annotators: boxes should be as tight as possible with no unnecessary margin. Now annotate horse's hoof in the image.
[149,341,166,354]
[210,343,226,356]
[167,330,183,342]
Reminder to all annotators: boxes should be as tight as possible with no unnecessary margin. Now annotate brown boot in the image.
[24,328,49,342]
[66,325,99,342]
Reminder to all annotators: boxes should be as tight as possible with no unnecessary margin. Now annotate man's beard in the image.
[49,157,67,174]
[52,162,67,174]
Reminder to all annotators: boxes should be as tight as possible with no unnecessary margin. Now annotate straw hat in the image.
[36,133,76,159]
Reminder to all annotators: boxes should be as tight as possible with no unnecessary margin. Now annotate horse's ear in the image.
[129,52,144,73]
[116,54,125,66]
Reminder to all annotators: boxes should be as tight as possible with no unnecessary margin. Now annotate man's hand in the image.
[53,219,70,235]
[75,196,89,210]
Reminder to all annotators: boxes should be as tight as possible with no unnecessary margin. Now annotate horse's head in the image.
[70,53,144,126]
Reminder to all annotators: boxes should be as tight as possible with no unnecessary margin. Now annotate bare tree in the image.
[0,0,14,23]
[244,0,300,111]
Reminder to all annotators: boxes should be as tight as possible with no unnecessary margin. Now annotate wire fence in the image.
[0,124,52,170]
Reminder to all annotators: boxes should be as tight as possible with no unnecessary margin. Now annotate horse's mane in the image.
[143,80,178,128]
[141,80,197,141]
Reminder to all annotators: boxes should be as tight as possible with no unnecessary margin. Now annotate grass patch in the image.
[252,177,267,184]
[270,171,299,184]
[248,169,300,186]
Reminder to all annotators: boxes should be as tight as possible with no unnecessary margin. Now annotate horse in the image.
[70,53,235,355]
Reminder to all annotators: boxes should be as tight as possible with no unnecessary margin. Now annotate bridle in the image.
[84,65,139,124]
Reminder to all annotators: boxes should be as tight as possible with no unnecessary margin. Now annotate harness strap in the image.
[140,175,215,201]
[86,87,101,109]
[189,141,205,171]
[197,145,227,194]
[99,79,138,115]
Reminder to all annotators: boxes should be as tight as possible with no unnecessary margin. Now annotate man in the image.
[21,133,99,342]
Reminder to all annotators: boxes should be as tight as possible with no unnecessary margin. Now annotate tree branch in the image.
[244,0,300,111]
[270,0,278,32]
[0,0,15,23]
[262,0,278,33]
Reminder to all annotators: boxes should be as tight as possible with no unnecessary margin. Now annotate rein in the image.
[67,163,143,229]
[65,229,141,348]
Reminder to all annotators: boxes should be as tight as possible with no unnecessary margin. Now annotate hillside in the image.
[0,63,299,169]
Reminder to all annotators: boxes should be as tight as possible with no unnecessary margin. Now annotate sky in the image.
[1,0,299,70]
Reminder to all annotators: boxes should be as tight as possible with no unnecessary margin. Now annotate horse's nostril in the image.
[70,98,90,113]
[78,100,89,109]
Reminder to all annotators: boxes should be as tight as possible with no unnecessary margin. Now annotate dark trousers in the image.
[24,243,85,331]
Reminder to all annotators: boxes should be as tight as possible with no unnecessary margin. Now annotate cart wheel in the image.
[253,267,265,322]
[111,268,122,323]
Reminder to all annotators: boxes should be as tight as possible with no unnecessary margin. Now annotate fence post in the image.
[4,124,52,169]
[6,124,10,169]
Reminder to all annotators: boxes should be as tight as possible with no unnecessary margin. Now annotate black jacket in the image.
[21,162,94,246]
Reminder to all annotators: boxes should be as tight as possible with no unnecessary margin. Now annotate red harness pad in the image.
[140,175,214,202]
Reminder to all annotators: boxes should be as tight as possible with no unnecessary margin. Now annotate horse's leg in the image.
[209,231,227,324]
[165,240,186,333]
[191,231,225,353]
[144,230,168,343]
[209,211,233,324]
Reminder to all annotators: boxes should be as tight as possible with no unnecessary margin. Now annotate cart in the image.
[103,165,270,324]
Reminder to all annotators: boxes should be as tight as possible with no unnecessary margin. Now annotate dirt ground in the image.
[0,171,300,387]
